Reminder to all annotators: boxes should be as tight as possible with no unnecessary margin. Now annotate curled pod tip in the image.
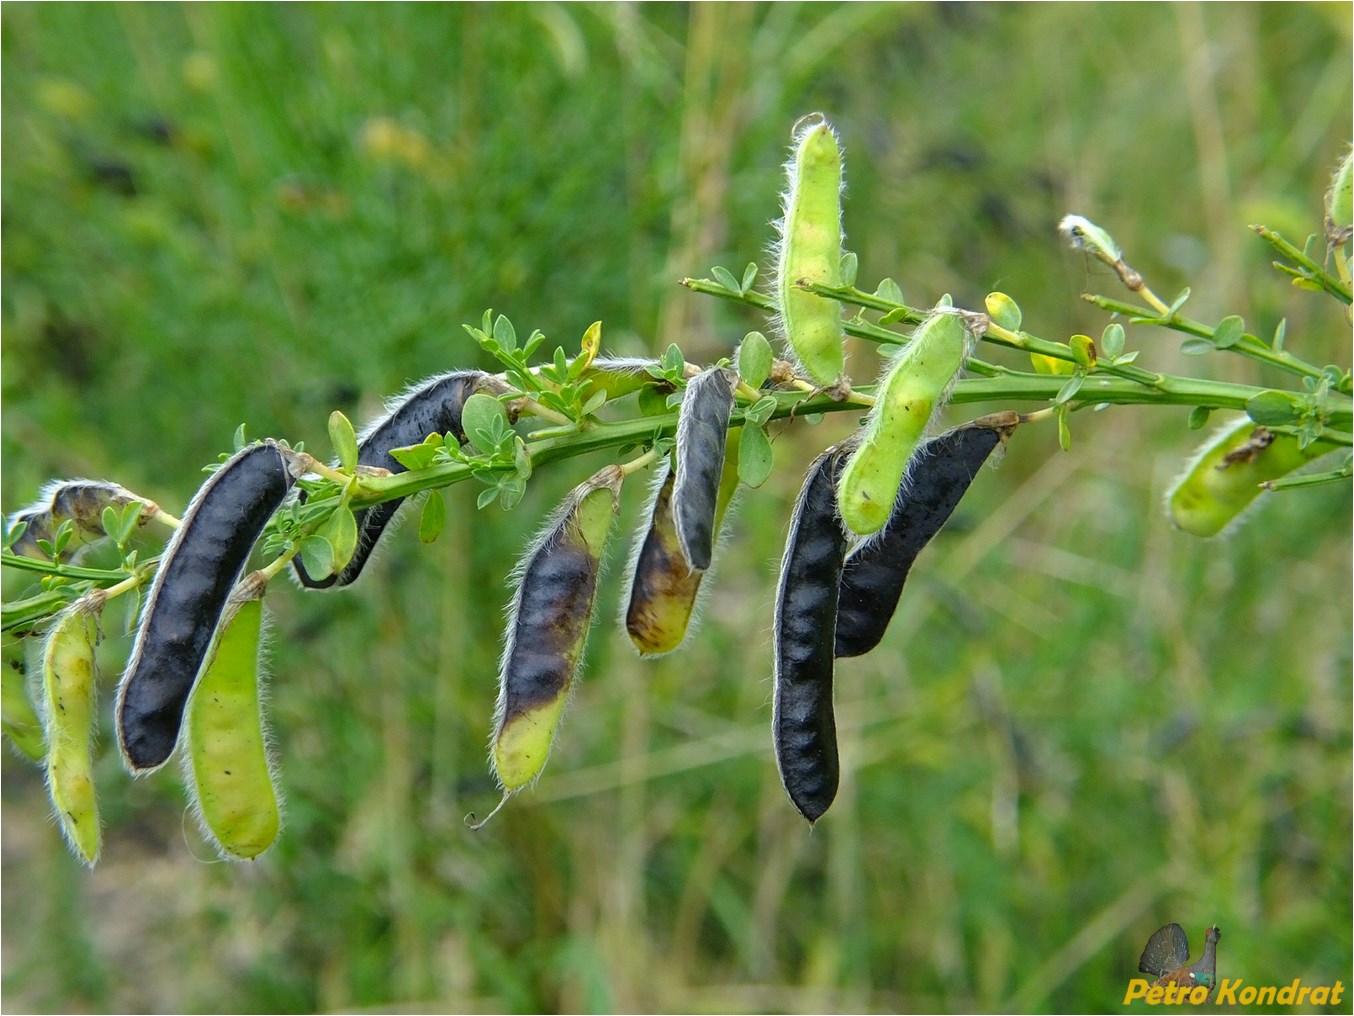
[837,309,973,537]
[775,113,846,386]
[117,440,295,773]
[836,418,1013,659]
[293,370,503,590]
[490,467,622,799]
[41,595,104,865]
[673,366,736,572]
[1165,417,1341,538]
[774,443,852,824]
[183,574,281,861]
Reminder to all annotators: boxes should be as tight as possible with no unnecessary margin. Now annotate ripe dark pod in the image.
[117,441,297,772]
[773,442,851,823]
[835,415,1014,658]
[672,366,735,572]
[293,370,500,588]
[8,479,156,561]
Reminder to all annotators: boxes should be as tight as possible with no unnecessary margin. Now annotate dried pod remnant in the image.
[837,309,972,537]
[776,113,846,386]
[294,370,502,589]
[624,430,742,656]
[673,366,736,572]
[836,415,1016,659]
[42,596,103,865]
[117,441,297,772]
[184,573,281,861]
[491,466,622,794]
[1166,417,1340,538]
[8,479,161,560]
[774,443,851,824]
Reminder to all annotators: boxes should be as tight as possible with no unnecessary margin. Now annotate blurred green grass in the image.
[2,4,1350,1013]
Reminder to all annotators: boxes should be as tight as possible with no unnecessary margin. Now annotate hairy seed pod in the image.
[1326,147,1352,243]
[118,441,297,772]
[41,596,103,865]
[8,480,156,561]
[838,309,972,537]
[491,466,622,792]
[624,430,742,656]
[293,370,501,589]
[673,366,736,571]
[1166,418,1341,538]
[184,573,280,860]
[836,415,1016,658]
[578,357,672,402]
[775,113,846,386]
[3,647,46,763]
[774,443,851,823]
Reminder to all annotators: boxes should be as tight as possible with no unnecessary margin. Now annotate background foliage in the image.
[2,4,1350,1012]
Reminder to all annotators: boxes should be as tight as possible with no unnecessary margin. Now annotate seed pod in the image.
[774,443,851,824]
[184,572,280,860]
[673,367,736,572]
[118,441,297,772]
[837,309,972,536]
[8,480,157,561]
[41,596,103,865]
[491,466,621,793]
[578,357,672,402]
[1166,417,1341,538]
[775,113,846,386]
[293,370,501,589]
[624,430,742,656]
[2,647,45,762]
[1326,147,1352,244]
[836,415,1016,658]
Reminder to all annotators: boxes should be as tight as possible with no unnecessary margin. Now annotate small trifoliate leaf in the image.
[741,262,759,292]
[711,265,740,294]
[736,331,774,390]
[462,393,509,454]
[419,490,447,544]
[1213,315,1245,351]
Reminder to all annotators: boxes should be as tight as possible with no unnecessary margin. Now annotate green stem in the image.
[1252,225,1353,303]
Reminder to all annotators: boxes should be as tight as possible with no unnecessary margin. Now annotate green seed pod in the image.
[2,646,45,762]
[837,309,972,536]
[8,480,157,561]
[1326,147,1352,242]
[184,573,280,861]
[774,442,851,824]
[490,466,622,794]
[1166,417,1341,538]
[673,367,736,571]
[775,113,846,386]
[578,357,672,403]
[41,596,103,866]
[624,430,743,657]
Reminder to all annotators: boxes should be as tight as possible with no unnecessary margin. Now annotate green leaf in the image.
[839,251,858,288]
[320,506,359,571]
[1212,315,1245,350]
[711,265,740,294]
[1187,405,1211,430]
[984,292,1022,332]
[1054,373,1085,404]
[493,314,518,352]
[3,518,26,550]
[1272,317,1287,352]
[327,411,360,472]
[661,343,685,376]
[1246,390,1301,426]
[388,443,442,471]
[737,424,774,488]
[874,278,904,305]
[299,536,335,582]
[232,424,248,451]
[498,477,526,511]
[581,390,607,417]
[637,386,669,417]
[101,506,120,543]
[745,395,778,428]
[123,586,141,637]
[513,437,533,479]
[740,262,759,292]
[1057,405,1072,452]
[879,308,909,326]
[1180,338,1214,356]
[476,487,499,510]
[419,490,447,544]
[462,393,510,454]
[1100,323,1125,360]
[1166,287,1192,315]
[736,331,774,390]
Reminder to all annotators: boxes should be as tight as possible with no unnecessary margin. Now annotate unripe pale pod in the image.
[774,442,851,824]
[1166,417,1341,538]
[293,370,503,588]
[8,479,156,561]
[118,440,298,772]
[624,429,743,657]
[184,572,281,860]
[775,113,846,386]
[41,596,103,865]
[578,357,672,403]
[836,415,1016,658]
[672,367,736,572]
[837,309,972,536]
[490,466,622,793]
[1327,147,1352,242]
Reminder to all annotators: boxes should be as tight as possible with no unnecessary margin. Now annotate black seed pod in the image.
[835,416,1014,659]
[117,441,297,772]
[673,367,735,572]
[293,371,498,589]
[8,480,148,560]
[773,442,850,823]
